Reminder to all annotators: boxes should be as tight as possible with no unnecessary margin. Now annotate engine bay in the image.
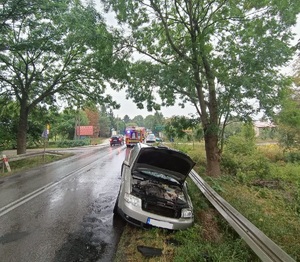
[131,172,189,218]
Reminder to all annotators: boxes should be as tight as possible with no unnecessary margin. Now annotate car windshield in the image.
[136,168,179,184]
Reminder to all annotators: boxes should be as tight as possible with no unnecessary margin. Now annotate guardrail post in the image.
[2,154,11,172]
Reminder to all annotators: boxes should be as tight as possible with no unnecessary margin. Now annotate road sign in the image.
[155,125,165,131]
[42,129,48,138]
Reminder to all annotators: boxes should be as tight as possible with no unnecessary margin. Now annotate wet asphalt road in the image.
[0,144,128,262]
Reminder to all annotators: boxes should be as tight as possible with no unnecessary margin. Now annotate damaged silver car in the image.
[114,143,195,230]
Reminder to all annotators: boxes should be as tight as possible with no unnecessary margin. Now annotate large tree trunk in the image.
[204,128,221,177]
[17,103,29,155]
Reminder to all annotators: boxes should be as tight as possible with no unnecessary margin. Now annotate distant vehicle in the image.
[145,134,156,143]
[110,135,124,146]
[156,137,163,142]
[125,126,146,147]
[113,143,195,230]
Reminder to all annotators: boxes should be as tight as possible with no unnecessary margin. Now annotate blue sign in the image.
[42,129,48,138]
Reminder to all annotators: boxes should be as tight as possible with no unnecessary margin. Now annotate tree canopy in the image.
[102,0,300,176]
[0,0,123,153]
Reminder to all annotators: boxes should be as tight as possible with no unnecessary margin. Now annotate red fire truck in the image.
[125,126,146,147]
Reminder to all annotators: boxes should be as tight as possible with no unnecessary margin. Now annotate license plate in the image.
[146,218,173,229]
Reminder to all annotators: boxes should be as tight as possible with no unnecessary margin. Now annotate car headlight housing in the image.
[181,208,193,218]
[124,193,140,207]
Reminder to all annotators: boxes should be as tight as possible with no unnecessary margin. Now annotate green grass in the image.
[0,137,105,176]
[0,153,73,177]
[114,178,259,262]
[114,142,300,261]
[2,140,299,261]
[211,175,300,260]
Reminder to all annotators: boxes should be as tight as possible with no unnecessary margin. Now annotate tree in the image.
[0,0,28,34]
[0,0,119,154]
[123,115,130,123]
[164,116,197,140]
[53,108,88,140]
[144,115,155,131]
[152,111,165,135]
[132,115,144,127]
[275,42,300,148]
[115,117,126,134]
[276,90,300,149]
[84,106,100,138]
[43,107,62,141]
[99,106,112,137]
[0,98,19,150]
[107,109,117,132]
[102,0,300,176]
[0,98,54,149]
[293,39,300,86]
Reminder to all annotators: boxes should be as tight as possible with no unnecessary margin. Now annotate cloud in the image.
[107,88,196,119]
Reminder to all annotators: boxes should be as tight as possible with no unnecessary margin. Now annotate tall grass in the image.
[116,140,299,261]
[0,154,73,177]
[172,140,300,260]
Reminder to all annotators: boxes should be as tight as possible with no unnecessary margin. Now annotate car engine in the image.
[132,178,189,218]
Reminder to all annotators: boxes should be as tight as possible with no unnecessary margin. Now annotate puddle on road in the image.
[0,231,29,244]
[54,196,125,262]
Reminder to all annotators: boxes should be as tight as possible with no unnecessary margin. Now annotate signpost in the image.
[42,124,50,162]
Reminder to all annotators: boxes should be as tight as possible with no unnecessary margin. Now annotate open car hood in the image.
[133,146,195,184]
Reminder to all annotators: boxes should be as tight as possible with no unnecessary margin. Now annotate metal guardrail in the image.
[2,151,64,163]
[189,170,296,262]
[1,151,65,172]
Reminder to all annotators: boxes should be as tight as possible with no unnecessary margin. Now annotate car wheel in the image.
[113,197,119,215]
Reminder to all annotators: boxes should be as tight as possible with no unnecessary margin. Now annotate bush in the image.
[222,130,271,180]
[221,152,271,179]
[225,135,256,156]
[172,143,207,174]
[257,144,284,162]
[56,139,90,148]
[284,151,300,163]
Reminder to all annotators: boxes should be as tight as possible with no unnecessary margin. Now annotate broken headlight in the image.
[181,208,193,218]
[124,193,141,207]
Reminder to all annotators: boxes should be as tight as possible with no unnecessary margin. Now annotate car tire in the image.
[113,197,119,215]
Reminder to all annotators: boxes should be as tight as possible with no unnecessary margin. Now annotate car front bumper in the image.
[117,199,193,230]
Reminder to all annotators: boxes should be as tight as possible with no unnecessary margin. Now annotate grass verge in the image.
[0,153,73,177]
[113,142,300,261]
[114,178,260,262]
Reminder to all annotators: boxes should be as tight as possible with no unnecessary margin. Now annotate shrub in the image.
[284,151,300,163]
[225,135,256,156]
[221,152,271,180]
[257,144,284,162]
[172,143,207,174]
[56,139,90,148]
[222,129,272,179]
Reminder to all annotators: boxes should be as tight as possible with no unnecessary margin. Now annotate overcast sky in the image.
[108,88,197,119]
[94,1,300,120]
[94,2,197,119]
